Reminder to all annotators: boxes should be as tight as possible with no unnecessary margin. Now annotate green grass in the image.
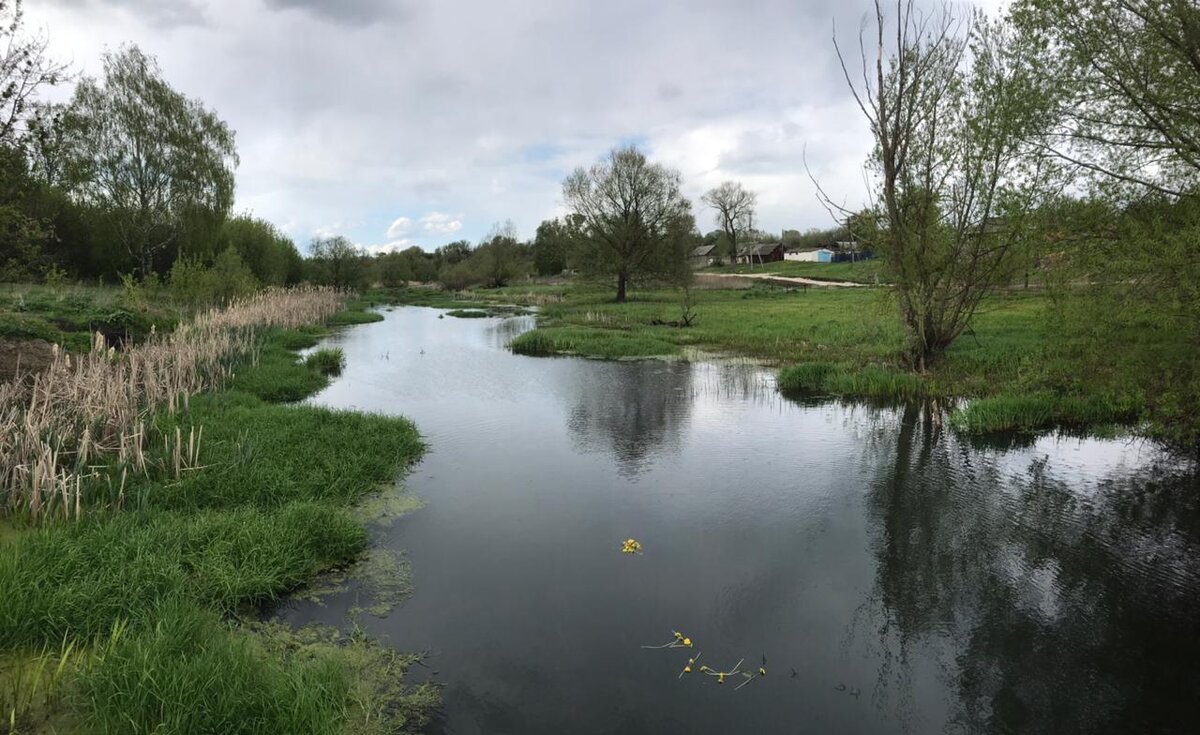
[138,394,424,512]
[326,309,384,326]
[510,325,681,358]
[230,342,330,402]
[523,284,905,364]
[445,309,491,318]
[950,392,1142,434]
[0,502,367,647]
[704,258,888,283]
[306,347,346,375]
[494,280,1160,436]
[778,362,924,400]
[72,603,436,735]
[0,283,179,351]
[0,301,437,732]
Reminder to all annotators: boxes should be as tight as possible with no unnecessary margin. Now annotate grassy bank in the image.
[0,300,437,733]
[703,259,887,283]
[499,281,1155,437]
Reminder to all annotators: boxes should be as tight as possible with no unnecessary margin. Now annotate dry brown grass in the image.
[0,287,344,522]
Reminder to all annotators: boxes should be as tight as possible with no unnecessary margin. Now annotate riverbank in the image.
[368,282,1158,439]
[0,294,437,733]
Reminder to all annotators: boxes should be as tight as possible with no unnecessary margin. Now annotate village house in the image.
[688,244,719,268]
[735,242,785,265]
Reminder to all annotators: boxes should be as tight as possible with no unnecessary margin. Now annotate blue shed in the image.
[816,248,834,263]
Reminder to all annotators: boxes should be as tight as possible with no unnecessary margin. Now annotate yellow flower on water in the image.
[621,538,643,554]
[717,673,726,684]
[759,667,767,676]
[683,666,691,673]
[683,638,692,647]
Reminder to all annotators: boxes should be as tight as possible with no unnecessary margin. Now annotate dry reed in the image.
[0,286,344,521]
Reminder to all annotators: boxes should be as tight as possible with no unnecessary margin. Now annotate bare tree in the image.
[0,0,66,144]
[830,1,1058,370]
[702,181,757,266]
[564,145,694,302]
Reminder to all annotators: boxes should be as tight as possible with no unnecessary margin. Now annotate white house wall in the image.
[784,251,820,262]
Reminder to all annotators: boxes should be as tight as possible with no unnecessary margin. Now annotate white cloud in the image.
[385,216,412,239]
[363,239,412,254]
[29,0,1008,245]
[419,212,463,237]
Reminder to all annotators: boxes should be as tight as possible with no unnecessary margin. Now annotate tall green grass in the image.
[950,393,1142,434]
[72,603,436,735]
[0,503,365,648]
[778,362,924,400]
[510,326,680,359]
[306,347,346,375]
[0,306,436,731]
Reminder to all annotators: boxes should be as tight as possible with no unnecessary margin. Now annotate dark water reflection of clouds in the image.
[286,306,1200,735]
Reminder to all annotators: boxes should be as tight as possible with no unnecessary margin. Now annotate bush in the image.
[169,248,258,310]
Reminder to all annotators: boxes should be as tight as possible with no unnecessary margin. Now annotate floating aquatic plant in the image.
[621,538,642,554]
[734,655,767,690]
[702,658,743,685]
[640,630,693,650]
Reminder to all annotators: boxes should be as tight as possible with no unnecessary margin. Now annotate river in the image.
[286,306,1200,734]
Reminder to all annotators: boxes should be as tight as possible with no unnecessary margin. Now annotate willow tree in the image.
[834,1,1057,370]
[563,145,693,302]
[66,45,237,276]
[1012,0,1200,447]
[1013,0,1200,195]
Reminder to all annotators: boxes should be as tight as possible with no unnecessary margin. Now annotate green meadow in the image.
[0,305,437,734]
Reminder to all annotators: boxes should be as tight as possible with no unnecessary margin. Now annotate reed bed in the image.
[0,286,344,522]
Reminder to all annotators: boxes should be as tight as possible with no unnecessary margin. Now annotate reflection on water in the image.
[287,307,1200,735]
[567,361,693,477]
[861,403,1200,734]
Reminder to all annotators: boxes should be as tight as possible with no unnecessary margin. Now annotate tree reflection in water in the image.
[566,360,695,477]
[856,401,1200,733]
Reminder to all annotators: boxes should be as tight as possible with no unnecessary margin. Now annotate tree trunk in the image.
[616,272,628,302]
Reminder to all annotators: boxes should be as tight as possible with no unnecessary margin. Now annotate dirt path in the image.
[697,272,871,288]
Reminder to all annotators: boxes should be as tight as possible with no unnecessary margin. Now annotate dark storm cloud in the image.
[262,0,413,26]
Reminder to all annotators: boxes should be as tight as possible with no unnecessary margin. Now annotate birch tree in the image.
[66,45,237,276]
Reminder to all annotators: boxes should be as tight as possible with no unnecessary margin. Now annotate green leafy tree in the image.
[532,215,583,276]
[309,235,364,289]
[376,250,414,287]
[1012,0,1200,195]
[65,45,238,277]
[563,145,694,302]
[0,143,49,280]
[219,216,300,286]
[435,240,472,268]
[473,221,527,287]
[833,2,1058,369]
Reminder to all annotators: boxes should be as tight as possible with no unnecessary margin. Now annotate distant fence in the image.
[830,250,875,264]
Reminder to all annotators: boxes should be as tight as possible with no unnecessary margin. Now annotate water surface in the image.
[288,306,1200,734]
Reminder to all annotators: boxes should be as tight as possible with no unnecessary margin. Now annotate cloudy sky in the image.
[30,0,1005,253]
